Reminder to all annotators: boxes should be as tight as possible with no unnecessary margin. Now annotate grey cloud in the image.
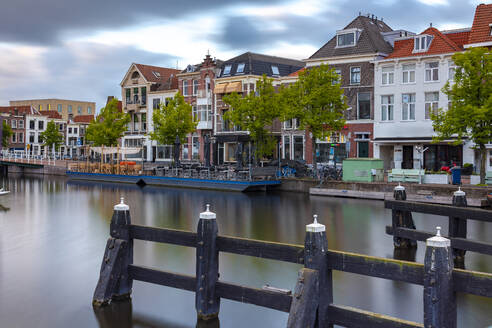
[0,0,283,45]
[0,43,176,110]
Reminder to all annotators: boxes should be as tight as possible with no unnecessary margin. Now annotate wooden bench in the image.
[388,169,424,183]
[251,166,278,180]
[486,171,492,185]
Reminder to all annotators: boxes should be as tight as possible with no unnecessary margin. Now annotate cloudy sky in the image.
[0,0,488,111]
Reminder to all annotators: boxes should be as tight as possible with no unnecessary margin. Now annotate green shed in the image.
[342,158,384,182]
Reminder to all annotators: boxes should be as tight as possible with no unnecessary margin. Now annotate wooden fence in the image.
[93,198,492,328]
[386,185,492,262]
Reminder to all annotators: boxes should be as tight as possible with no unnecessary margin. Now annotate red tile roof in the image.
[467,3,492,45]
[288,68,305,77]
[73,115,95,123]
[387,27,463,59]
[135,63,180,89]
[0,106,38,115]
[39,110,62,119]
[444,31,471,48]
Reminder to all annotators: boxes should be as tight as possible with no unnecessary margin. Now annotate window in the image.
[19,120,24,128]
[156,145,173,160]
[68,127,72,134]
[381,95,394,121]
[237,63,245,73]
[402,93,416,121]
[414,35,433,52]
[87,106,92,114]
[11,120,16,128]
[19,132,24,143]
[350,67,361,84]
[12,133,16,143]
[125,89,131,103]
[205,76,211,92]
[142,113,146,131]
[425,62,439,82]
[271,66,280,75]
[402,63,416,83]
[77,106,82,114]
[284,119,293,129]
[197,105,210,122]
[381,66,394,85]
[448,62,456,81]
[283,136,291,159]
[68,105,72,113]
[357,93,371,120]
[193,80,199,96]
[223,65,232,75]
[133,114,139,131]
[293,136,304,160]
[57,104,62,113]
[39,105,42,111]
[29,132,35,143]
[74,128,78,134]
[192,106,198,121]
[333,69,341,85]
[38,121,44,130]
[337,32,355,47]
[141,87,147,105]
[152,71,161,78]
[153,98,160,109]
[182,143,189,160]
[425,92,439,119]
[192,136,200,160]
[183,80,189,96]
[48,104,51,111]
[30,120,35,129]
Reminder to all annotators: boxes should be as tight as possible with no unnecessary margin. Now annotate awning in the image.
[214,83,227,94]
[225,81,242,93]
[90,147,142,155]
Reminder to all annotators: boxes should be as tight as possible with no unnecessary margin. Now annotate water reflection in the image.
[0,175,490,327]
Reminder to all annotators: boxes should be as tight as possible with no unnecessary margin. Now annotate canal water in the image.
[0,175,491,328]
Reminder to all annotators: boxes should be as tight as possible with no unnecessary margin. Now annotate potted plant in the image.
[462,163,473,175]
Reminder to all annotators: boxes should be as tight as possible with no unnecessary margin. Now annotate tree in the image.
[39,121,64,151]
[2,120,13,148]
[283,64,347,175]
[150,92,196,156]
[222,75,283,160]
[86,98,130,146]
[432,47,492,184]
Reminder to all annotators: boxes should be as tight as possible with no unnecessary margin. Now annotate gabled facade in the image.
[213,52,304,164]
[306,14,405,163]
[120,63,180,161]
[373,26,473,171]
[178,54,222,162]
[0,106,35,153]
[465,3,492,48]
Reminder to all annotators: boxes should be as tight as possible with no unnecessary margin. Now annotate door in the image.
[357,142,369,158]
[402,145,414,169]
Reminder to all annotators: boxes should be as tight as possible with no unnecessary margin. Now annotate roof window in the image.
[152,71,161,78]
[271,65,279,75]
[223,65,232,75]
[236,63,245,74]
[336,28,362,48]
[413,34,433,53]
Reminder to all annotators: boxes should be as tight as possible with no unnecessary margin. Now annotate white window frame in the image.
[335,28,360,48]
[381,66,394,85]
[332,69,341,85]
[381,95,394,121]
[401,93,416,121]
[350,66,361,85]
[193,80,199,96]
[448,61,457,81]
[183,80,189,96]
[293,135,305,161]
[271,66,280,75]
[401,63,416,84]
[11,120,16,128]
[424,61,439,82]
[19,120,24,128]
[425,92,439,120]
[413,34,433,53]
[236,63,245,74]
[223,65,232,75]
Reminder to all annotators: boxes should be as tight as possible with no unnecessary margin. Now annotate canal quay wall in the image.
[7,164,67,176]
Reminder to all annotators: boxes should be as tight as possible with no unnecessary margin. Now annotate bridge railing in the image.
[385,185,492,261]
[92,198,492,328]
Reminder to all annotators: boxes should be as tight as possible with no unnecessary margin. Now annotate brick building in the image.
[9,99,95,121]
[0,106,36,153]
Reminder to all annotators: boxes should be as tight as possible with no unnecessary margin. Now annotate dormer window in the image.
[271,66,280,75]
[336,28,361,48]
[413,34,433,53]
[236,63,245,74]
[489,24,492,36]
[223,65,232,75]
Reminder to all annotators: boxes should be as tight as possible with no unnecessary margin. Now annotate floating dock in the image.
[66,171,281,192]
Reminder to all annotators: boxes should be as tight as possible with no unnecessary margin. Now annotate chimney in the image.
[430,22,433,27]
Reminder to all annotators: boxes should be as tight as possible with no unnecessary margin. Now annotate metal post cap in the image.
[114,197,129,211]
[394,183,405,191]
[200,204,216,220]
[306,214,326,232]
[426,226,450,248]
[454,187,466,197]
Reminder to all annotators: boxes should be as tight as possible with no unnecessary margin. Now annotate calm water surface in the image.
[0,175,491,328]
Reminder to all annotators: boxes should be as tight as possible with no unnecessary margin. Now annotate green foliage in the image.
[222,75,282,158]
[86,98,130,146]
[2,120,13,148]
[39,121,64,150]
[282,64,347,170]
[150,92,196,145]
[432,47,492,183]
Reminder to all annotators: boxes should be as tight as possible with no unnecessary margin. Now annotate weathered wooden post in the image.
[392,184,416,248]
[423,227,456,328]
[304,215,331,328]
[287,268,319,328]
[449,187,467,265]
[93,197,133,306]
[196,204,220,321]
